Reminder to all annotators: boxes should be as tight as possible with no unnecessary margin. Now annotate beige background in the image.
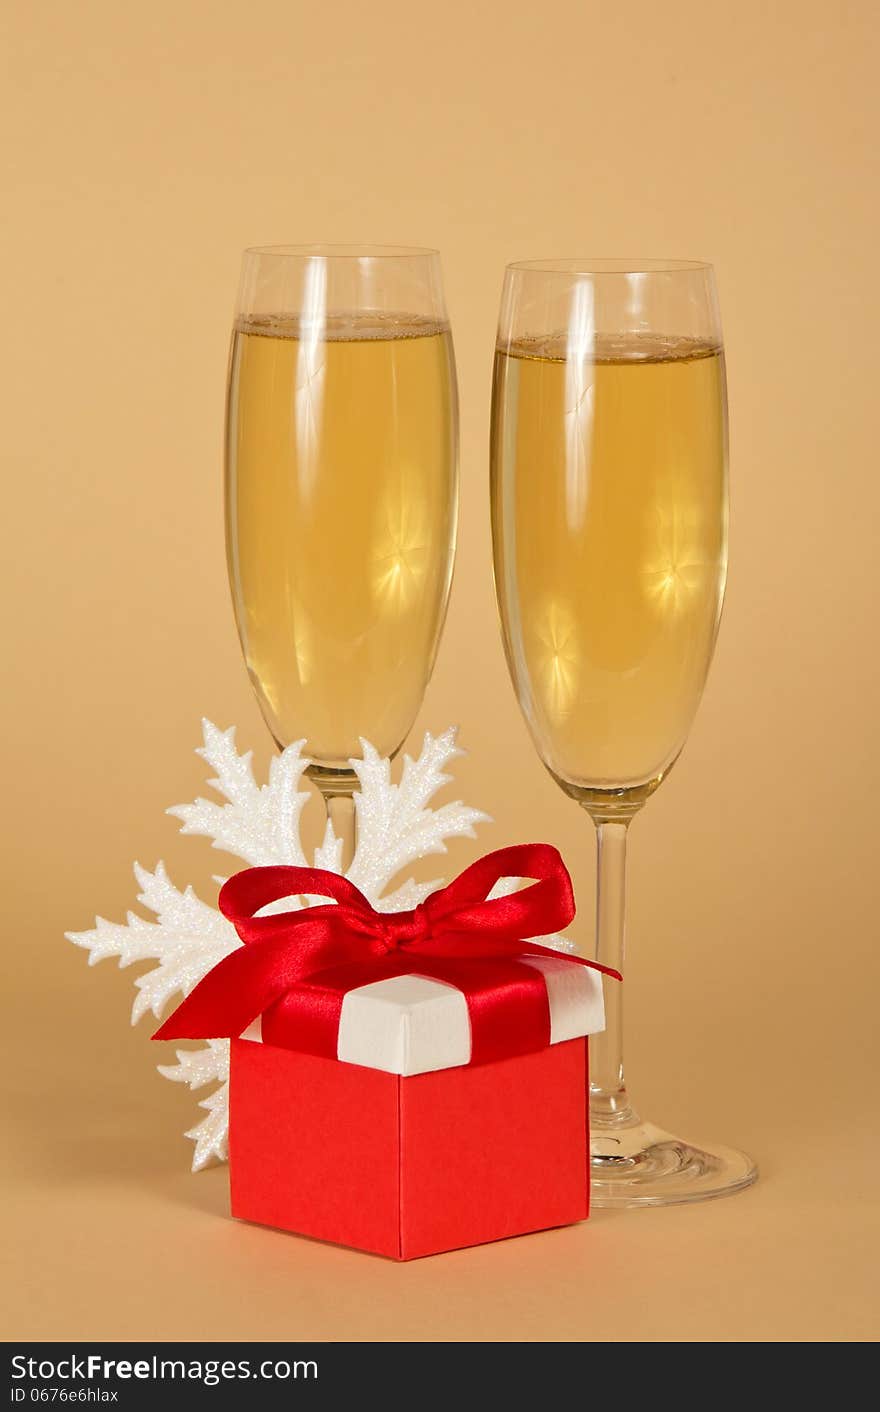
[3,0,879,1343]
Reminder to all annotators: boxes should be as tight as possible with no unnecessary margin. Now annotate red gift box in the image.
[230,1033,589,1260]
[155,845,616,1260]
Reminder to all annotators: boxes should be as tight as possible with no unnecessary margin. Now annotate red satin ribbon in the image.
[153,843,620,1067]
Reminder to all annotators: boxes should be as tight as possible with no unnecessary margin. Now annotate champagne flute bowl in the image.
[225,245,459,865]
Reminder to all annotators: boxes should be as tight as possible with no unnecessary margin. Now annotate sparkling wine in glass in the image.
[490,259,756,1205]
[226,246,458,863]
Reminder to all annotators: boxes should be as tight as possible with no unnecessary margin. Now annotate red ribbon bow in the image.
[153,844,620,1067]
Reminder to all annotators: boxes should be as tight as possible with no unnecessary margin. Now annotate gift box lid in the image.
[242,953,605,1077]
[156,844,619,1079]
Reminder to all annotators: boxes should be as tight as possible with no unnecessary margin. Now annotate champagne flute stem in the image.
[589,819,638,1127]
[324,791,357,875]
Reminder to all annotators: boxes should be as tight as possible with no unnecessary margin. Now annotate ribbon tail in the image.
[152,934,325,1042]
[414,932,622,982]
[500,939,622,982]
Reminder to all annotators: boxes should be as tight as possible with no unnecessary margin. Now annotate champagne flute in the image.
[226,246,458,865]
[490,259,756,1205]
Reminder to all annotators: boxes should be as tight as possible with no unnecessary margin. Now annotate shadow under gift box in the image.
[229,957,605,1260]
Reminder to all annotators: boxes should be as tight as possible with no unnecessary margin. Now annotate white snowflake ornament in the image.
[67,720,574,1171]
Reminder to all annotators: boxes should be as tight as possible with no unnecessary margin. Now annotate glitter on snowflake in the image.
[67,719,574,1171]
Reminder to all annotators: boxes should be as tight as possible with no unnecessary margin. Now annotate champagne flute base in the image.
[590,1118,757,1208]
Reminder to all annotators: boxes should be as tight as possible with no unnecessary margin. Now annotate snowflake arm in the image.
[167,720,312,866]
[66,862,240,1023]
[313,817,344,873]
[348,729,490,902]
[158,1040,230,1172]
[183,1084,230,1172]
